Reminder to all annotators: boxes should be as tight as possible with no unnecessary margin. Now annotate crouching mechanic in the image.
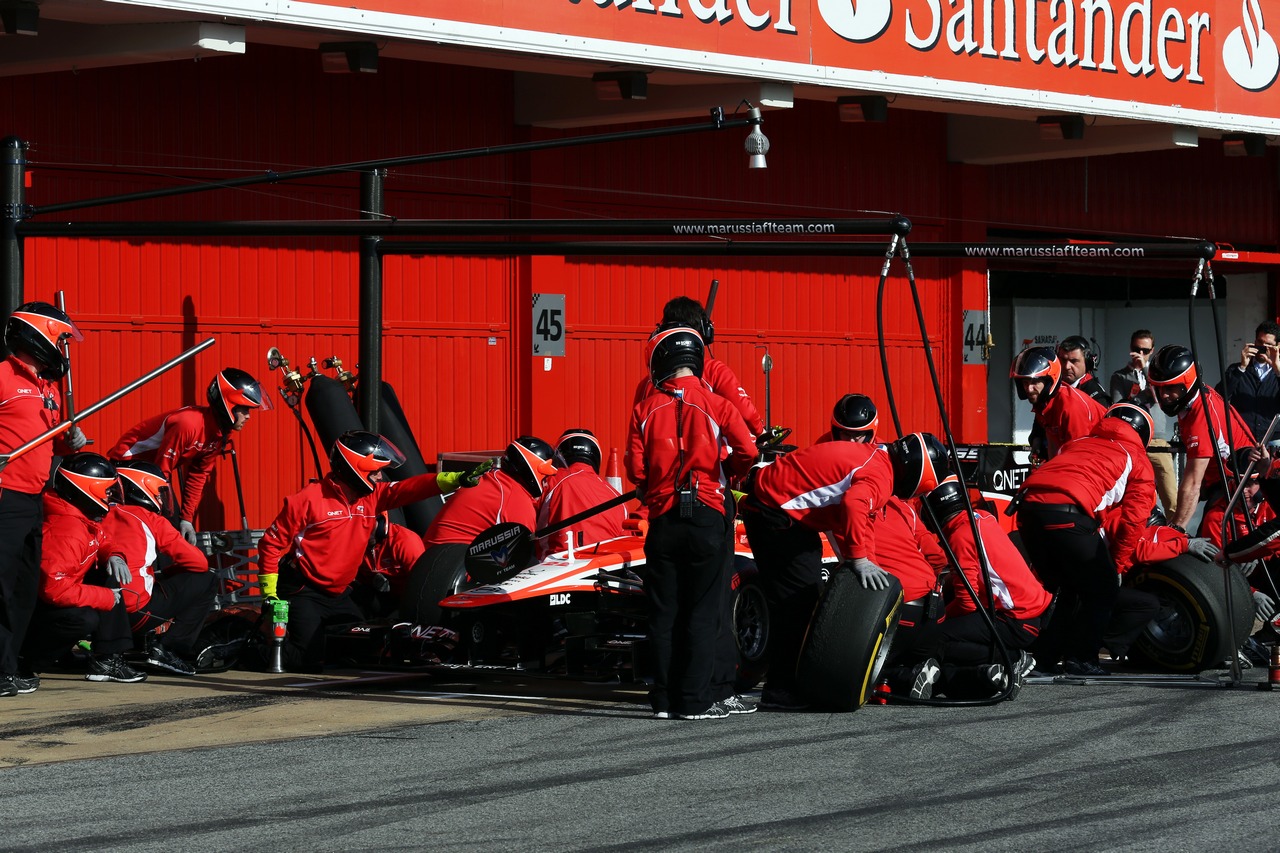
[109,367,271,545]
[922,477,1051,697]
[1016,403,1156,676]
[24,454,147,684]
[100,461,217,676]
[535,429,627,560]
[403,437,551,626]
[350,513,425,620]
[257,431,480,671]
[627,326,758,720]
[741,415,949,711]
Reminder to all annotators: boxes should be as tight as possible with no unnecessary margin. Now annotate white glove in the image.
[850,557,892,591]
[112,588,124,607]
[106,555,132,586]
[179,520,197,545]
[65,426,88,451]
[1253,590,1277,621]
[1186,538,1219,563]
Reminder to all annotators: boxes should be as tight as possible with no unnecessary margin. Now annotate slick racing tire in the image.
[731,559,770,691]
[193,609,258,673]
[400,544,472,627]
[796,566,903,711]
[1131,554,1253,671]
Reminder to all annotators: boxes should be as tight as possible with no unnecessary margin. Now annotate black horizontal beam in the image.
[17,217,911,239]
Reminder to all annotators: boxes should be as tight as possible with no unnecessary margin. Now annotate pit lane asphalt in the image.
[1,668,1276,852]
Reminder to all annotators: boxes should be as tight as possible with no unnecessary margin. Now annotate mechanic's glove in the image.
[259,572,280,601]
[850,557,892,591]
[756,425,791,451]
[437,458,496,493]
[1253,590,1277,621]
[179,520,198,545]
[112,588,124,607]
[371,572,392,594]
[1187,538,1220,563]
[65,425,88,451]
[105,555,132,586]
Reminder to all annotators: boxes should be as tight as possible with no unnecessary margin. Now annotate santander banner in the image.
[289,0,1278,129]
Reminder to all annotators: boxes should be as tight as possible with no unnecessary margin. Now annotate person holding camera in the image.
[1217,321,1280,443]
[1110,329,1178,515]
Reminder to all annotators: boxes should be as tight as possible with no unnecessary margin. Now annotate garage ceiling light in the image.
[1222,134,1266,157]
[592,71,648,101]
[320,42,378,74]
[1036,115,1085,140]
[1,3,38,35]
[837,96,888,123]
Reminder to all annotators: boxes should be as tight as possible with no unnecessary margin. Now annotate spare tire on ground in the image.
[1131,554,1253,671]
[796,566,903,711]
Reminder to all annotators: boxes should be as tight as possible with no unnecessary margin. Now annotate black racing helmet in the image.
[114,460,172,516]
[647,326,705,388]
[922,475,966,533]
[4,301,82,380]
[1105,402,1154,448]
[557,428,603,473]
[831,394,879,443]
[330,431,406,496]
[1147,345,1200,416]
[503,436,559,498]
[886,432,950,500]
[1010,346,1063,402]
[207,367,272,430]
[53,452,121,520]
[659,295,714,345]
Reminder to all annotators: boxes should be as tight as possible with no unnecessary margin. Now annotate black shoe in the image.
[86,654,148,683]
[0,676,18,698]
[1061,658,1109,677]
[720,694,758,715]
[146,635,196,676]
[908,658,943,700]
[679,702,730,720]
[12,673,38,694]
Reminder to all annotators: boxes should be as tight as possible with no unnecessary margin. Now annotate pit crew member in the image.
[1012,345,1106,460]
[535,428,627,560]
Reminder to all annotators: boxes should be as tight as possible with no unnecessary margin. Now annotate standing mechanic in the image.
[1011,345,1106,460]
[108,367,271,544]
[627,326,757,721]
[1058,336,1110,405]
[25,453,147,684]
[400,437,546,626]
[257,430,478,671]
[1147,345,1255,535]
[535,428,627,560]
[0,302,88,697]
[101,460,217,676]
[742,407,949,711]
[1015,403,1156,676]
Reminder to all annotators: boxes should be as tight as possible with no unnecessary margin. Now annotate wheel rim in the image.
[734,584,769,663]
[1143,597,1196,656]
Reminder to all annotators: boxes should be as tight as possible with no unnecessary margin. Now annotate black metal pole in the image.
[1,136,26,320]
[29,110,764,217]
[358,170,384,434]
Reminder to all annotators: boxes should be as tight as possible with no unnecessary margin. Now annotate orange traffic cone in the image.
[607,447,623,494]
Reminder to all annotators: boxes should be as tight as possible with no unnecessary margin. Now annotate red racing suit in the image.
[0,356,75,494]
[1021,418,1156,573]
[422,468,539,548]
[1176,386,1255,495]
[535,461,627,559]
[38,493,127,610]
[108,406,229,522]
[358,522,426,598]
[1033,383,1107,458]
[626,375,756,518]
[940,509,1051,619]
[100,504,209,612]
[872,496,946,601]
[749,441,894,561]
[259,473,444,594]
[633,356,765,437]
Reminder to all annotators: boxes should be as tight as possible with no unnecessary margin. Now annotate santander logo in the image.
[818,0,892,43]
[1222,0,1279,91]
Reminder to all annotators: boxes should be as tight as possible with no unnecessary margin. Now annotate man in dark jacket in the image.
[1217,321,1280,442]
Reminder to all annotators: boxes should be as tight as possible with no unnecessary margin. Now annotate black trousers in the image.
[25,598,134,667]
[279,573,366,671]
[1017,503,1117,665]
[742,507,824,693]
[887,598,946,666]
[645,503,731,715]
[129,571,219,655]
[939,609,1042,665]
[0,489,43,676]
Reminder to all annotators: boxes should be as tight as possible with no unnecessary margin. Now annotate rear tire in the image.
[1131,554,1252,671]
[400,545,471,627]
[796,566,903,711]
[731,561,770,691]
